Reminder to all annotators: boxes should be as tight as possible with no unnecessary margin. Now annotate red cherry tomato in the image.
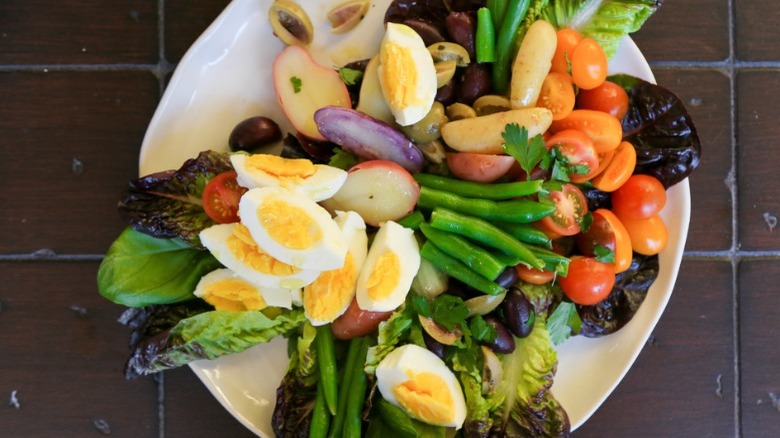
[551,28,583,74]
[570,38,608,90]
[536,72,576,121]
[558,256,616,305]
[516,265,556,285]
[201,171,247,223]
[545,129,599,182]
[612,174,667,219]
[576,81,630,120]
[537,183,589,237]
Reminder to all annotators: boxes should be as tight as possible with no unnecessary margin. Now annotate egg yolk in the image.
[228,224,300,275]
[380,42,422,110]
[245,154,316,183]
[303,253,357,321]
[366,251,401,301]
[259,198,322,250]
[393,371,455,426]
[200,278,267,312]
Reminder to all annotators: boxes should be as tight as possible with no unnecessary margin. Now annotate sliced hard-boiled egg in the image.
[355,220,420,312]
[376,344,467,429]
[200,223,320,289]
[303,211,368,325]
[239,186,347,271]
[230,153,347,202]
[378,22,437,126]
[193,268,295,310]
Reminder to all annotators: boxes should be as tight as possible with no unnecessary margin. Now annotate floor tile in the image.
[736,0,780,61]
[164,0,231,63]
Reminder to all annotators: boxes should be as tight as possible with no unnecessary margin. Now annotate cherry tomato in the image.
[577,209,633,273]
[570,38,608,90]
[550,109,623,154]
[591,140,637,192]
[558,256,615,305]
[537,183,588,237]
[201,171,247,223]
[331,297,393,340]
[516,265,556,285]
[576,81,630,120]
[536,72,576,121]
[620,214,668,256]
[612,174,667,219]
[551,28,583,74]
[545,129,599,182]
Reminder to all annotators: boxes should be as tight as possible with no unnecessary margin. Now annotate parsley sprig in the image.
[501,123,547,181]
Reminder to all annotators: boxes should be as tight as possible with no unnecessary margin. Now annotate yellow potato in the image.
[510,20,557,109]
[440,107,553,154]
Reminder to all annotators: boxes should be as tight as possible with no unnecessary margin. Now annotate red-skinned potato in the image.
[273,45,351,141]
[446,152,516,183]
[331,297,393,340]
[322,160,420,227]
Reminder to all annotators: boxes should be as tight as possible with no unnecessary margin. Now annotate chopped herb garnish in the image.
[502,123,548,181]
[594,244,615,263]
[546,301,581,346]
[290,76,302,93]
[469,315,497,344]
[578,211,594,233]
[338,67,363,86]
[327,147,358,170]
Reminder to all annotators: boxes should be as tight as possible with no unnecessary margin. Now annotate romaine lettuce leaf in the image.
[451,346,503,437]
[272,323,318,437]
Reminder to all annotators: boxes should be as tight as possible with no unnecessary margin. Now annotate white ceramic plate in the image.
[139,0,690,435]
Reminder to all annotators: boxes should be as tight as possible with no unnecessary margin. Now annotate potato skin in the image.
[440,107,553,154]
[510,20,558,109]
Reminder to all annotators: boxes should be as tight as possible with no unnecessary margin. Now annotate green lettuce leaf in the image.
[97,227,221,307]
[540,0,662,57]
[365,307,415,375]
[272,323,318,437]
[125,308,306,375]
[451,346,503,437]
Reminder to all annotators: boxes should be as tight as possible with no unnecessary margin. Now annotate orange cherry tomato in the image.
[612,174,667,219]
[558,256,615,305]
[619,214,668,256]
[545,129,599,182]
[579,209,633,273]
[551,28,583,74]
[550,109,623,154]
[588,150,616,180]
[576,81,630,120]
[591,141,637,192]
[536,72,576,121]
[570,38,608,90]
[516,265,556,285]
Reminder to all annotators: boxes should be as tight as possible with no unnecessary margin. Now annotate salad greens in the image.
[272,323,318,437]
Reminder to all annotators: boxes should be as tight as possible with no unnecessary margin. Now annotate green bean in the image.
[316,325,338,415]
[420,223,506,280]
[528,245,570,276]
[421,241,506,296]
[417,186,554,223]
[396,210,425,230]
[487,0,508,30]
[413,173,543,200]
[328,337,361,438]
[376,398,417,438]
[310,381,331,438]
[492,0,531,94]
[429,208,545,270]
[476,8,496,63]
[494,220,552,248]
[344,337,370,438]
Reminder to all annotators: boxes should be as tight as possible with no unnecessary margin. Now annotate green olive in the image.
[401,102,448,144]
[473,95,512,116]
[269,0,314,46]
[445,102,477,121]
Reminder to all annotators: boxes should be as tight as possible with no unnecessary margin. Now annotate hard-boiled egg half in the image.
[376,344,467,429]
[356,220,420,312]
[200,222,320,290]
[231,153,347,202]
[303,211,368,325]
[239,186,347,271]
[193,268,295,311]
[378,22,437,126]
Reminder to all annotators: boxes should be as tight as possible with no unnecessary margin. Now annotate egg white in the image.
[200,223,321,289]
[194,268,294,309]
[231,153,347,201]
[355,220,420,312]
[239,186,348,271]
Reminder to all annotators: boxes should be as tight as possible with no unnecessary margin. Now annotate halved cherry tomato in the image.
[620,213,668,256]
[536,72,576,121]
[550,109,623,154]
[201,171,247,223]
[537,183,588,237]
[545,129,599,182]
[516,265,556,285]
[612,174,667,219]
[558,256,615,305]
[551,28,583,74]
[591,140,637,192]
[577,209,633,273]
[446,152,517,183]
[570,38,608,90]
[576,80,630,120]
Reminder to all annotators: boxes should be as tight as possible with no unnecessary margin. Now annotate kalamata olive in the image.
[423,331,447,359]
[402,18,446,46]
[456,63,491,106]
[435,80,456,105]
[295,133,334,163]
[445,12,476,59]
[502,286,535,338]
[228,116,282,152]
[483,314,515,354]
[495,266,519,289]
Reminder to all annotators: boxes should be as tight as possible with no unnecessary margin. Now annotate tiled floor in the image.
[1,1,778,437]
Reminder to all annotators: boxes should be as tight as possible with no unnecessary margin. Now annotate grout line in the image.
[157,2,167,438]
